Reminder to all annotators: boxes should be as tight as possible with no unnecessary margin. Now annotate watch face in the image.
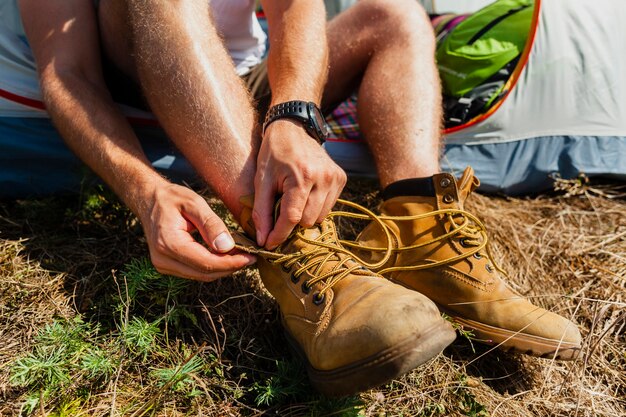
[308,103,330,141]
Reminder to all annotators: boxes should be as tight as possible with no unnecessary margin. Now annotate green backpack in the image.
[436,0,534,126]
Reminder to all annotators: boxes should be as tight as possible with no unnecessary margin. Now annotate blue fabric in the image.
[0,117,196,198]
[442,135,626,194]
[325,135,626,195]
[2,116,625,198]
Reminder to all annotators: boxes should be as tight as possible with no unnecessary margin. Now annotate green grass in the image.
[9,317,112,414]
[252,359,309,406]
[6,253,211,415]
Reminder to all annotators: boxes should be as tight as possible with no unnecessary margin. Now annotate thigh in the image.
[323,3,375,109]
[323,0,429,109]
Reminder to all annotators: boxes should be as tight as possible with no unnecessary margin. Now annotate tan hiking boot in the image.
[351,167,582,360]
[235,198,456,396]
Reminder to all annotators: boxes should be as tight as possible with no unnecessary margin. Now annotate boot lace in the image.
[339,208,506,276]
[234,199,394,300]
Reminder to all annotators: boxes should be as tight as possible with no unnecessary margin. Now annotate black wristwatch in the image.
[263,101,331,143]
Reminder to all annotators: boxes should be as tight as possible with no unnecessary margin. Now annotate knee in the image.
[355,0,434,47]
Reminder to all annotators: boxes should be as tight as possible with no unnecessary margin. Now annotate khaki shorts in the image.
[242,59,272,120]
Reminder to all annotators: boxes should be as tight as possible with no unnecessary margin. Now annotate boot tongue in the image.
[282,219,334,253]
[456,166,480,205]
[237,194,335,253]
[238,194,257,239]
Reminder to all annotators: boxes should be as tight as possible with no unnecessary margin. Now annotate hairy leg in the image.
[323,0,442,187]
[98,0,257,219]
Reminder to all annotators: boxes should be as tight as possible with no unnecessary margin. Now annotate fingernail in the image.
[214,232,235,252]
[246,255,257,266]
[256,229,264,246]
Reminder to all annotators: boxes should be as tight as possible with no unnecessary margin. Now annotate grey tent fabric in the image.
[324,0,626,193]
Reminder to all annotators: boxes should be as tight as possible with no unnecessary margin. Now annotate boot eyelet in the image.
[281,263,291,273]
[312,292,325,305]
[486,264,494,273]
[443,194,454,204]
[473,252,483,259]
[290,273,300,284]
[301,282,311,294]
[460,238,470,248]
[440,177,451,188]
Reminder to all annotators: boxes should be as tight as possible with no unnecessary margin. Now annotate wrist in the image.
[117,170,171,221]
[263,120,321,147]
[263,101,329,143]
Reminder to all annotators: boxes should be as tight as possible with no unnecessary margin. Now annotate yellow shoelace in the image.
[234,199,394,301]
[337,208,506,276]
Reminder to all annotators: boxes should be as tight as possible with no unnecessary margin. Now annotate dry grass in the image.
[0,178,624,416]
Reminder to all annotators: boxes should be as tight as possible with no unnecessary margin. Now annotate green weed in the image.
[442,313,478,353]
[20,389,50,416]
[253,359,309,406]
[9,317,116,414]
[49,398,88,417]
[119,316,161,359]
[80,347,116,380]
[421,402,447,416]
[309,395,365,417]
[10,345,71,388]
[150,354,205,395]
[455,375,489,417]
[36,317,93,353]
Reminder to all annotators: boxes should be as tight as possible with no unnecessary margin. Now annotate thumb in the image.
[183,199,235,253]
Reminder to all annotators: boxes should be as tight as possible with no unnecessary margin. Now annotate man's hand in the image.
[141,183,256,281]
[253,120,347,249]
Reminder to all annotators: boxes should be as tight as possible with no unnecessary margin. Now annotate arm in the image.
[262,0,328,104]
[255,0,346,249]
[19,0,254,280]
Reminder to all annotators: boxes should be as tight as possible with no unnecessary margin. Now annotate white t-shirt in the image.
[209,0,267,75]
[0,0,266,117]
[1,0,266,76]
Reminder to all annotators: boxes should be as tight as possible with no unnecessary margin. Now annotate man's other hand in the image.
[141,183,256,281]
[253,120,347,250]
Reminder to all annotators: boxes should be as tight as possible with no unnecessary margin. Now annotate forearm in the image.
[40,71,168,217]
[262,0,329,104]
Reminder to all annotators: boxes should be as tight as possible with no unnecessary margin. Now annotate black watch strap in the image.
[263,101,309,133]
[263,101,329,143]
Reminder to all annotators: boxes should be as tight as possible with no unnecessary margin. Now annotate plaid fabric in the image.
[325,94,362,141]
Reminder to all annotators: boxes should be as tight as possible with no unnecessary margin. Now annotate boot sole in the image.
[448,314,581,360]
[284,321,456,397]
[386,278,581,360]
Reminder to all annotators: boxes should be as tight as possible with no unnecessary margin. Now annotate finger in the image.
[314,170,345,223]
[330,171,347,213]
[252,169,276,247]
[300,185,328,227]
[150,253,245,282]
[318,188,338,224]
[158,229,256,273]
[181,196,236,254]
[335,168,347,201]
[265,186,308,250]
